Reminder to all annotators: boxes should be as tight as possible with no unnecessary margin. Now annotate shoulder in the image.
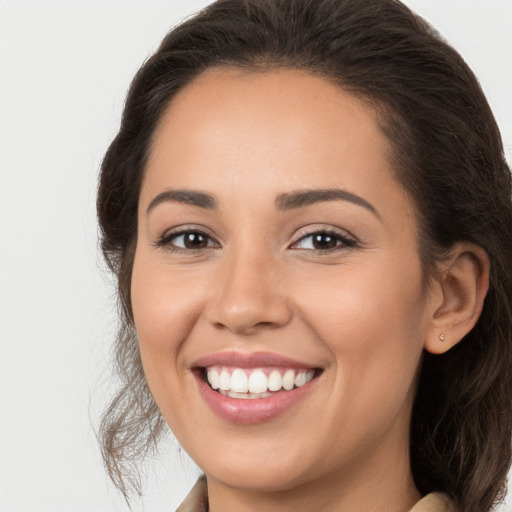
[175,475,208,512]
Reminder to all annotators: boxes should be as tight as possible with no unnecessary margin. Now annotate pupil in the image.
[314,234,336,249]
[185,233,207,249]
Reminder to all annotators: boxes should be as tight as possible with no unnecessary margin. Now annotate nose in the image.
[205,247,292,335]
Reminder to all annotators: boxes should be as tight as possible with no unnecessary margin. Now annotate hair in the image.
[97,0,512,510]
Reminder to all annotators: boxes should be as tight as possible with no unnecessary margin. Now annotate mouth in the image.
[192,351,323,423]
[199,366,318,399]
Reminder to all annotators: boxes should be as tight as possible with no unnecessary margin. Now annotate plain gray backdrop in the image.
[1,1,511,510]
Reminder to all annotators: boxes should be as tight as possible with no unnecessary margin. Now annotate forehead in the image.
[141,67,411,220]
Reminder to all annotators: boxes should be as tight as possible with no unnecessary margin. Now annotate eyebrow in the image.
[275,188,380,219]
[146,189,217,214]
[146,187,380,219]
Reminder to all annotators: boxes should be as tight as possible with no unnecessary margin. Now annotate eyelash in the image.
[154,227,357,255]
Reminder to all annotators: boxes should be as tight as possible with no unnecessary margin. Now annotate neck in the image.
[207,442,421,512]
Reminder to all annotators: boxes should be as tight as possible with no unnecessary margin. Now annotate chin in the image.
[186,435,316,492]
[206,462,310,493]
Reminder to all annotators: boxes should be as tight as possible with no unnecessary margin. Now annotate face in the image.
[132,68,436,496]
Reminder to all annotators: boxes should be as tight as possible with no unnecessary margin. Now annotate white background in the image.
[0,1,511,511]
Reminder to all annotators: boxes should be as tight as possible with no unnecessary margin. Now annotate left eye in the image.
[292,231,355,251]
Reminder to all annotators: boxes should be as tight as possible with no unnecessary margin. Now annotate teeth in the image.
[219,390,273,399]
[294,371,307,387]
[248,370,267,393]
[282,369,295,390]
[231,369,249,393]
[205,367,315,397]
[268,370,282,391]
[206,368,219,389]
[219,369,231,391]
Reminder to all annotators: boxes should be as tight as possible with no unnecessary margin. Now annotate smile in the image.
[205,366,316,399]
[192,351,321,424]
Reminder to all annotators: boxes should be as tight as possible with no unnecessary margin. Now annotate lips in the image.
[192,351,321,424]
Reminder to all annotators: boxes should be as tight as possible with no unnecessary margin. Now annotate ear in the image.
[424,243,489,355]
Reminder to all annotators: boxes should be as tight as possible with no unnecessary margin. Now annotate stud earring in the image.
[439,332,446,342]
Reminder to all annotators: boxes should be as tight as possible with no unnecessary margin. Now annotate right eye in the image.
[155,229,219,253]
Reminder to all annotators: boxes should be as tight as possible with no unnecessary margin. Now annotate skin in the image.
[131,68,488,512]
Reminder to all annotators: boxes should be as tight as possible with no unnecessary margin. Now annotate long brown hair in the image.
[97,1,512,509]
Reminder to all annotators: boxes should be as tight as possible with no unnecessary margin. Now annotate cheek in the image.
[300,258,424,327]
[130,252,205,393]
[295,263,427,452]
[295,258,427,393]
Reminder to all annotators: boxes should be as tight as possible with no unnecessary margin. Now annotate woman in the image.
[97,0,512,511]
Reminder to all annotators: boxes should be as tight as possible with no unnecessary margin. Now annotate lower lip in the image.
[195,372,318,425]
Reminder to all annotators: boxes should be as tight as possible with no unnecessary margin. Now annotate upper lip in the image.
[192,351,319,370]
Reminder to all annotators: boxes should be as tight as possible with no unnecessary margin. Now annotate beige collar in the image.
[409,492,458,512]
[176,476,457,512]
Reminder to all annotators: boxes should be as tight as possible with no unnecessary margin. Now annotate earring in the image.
[439,332,446,342]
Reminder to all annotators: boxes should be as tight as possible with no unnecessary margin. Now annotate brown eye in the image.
[311,233,338,250]
[292,230,356,252]
[182,232,209,249]
[156,229,219,252]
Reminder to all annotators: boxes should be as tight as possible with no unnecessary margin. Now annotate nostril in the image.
[211,318,288,335]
